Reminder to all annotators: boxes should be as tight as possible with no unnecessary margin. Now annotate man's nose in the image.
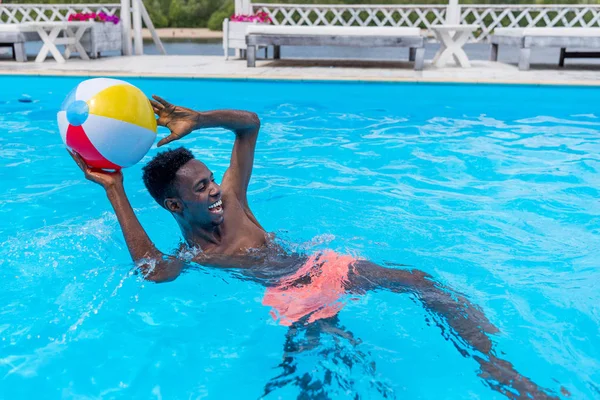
[209,182,221,197]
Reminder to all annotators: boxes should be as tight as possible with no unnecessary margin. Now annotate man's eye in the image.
[198,186,205,192]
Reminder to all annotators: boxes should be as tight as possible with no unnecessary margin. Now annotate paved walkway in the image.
[0,54,599,86]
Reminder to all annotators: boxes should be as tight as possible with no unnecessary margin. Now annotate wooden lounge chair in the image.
[245,25,426,70]
[0,25,36,62]
[490,27,600,70]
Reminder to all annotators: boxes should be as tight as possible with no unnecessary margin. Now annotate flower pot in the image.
[80,22,123,58]
[223,19,270,59]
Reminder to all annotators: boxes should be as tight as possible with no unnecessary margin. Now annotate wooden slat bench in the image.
[490,27,600,70]
[245,25,426,71]
[0,25,37,62]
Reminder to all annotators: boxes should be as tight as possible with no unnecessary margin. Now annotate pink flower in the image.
[230,12,272,24]
[67,11,120,24]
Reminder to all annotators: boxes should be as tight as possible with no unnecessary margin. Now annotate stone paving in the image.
[0,51,599,85]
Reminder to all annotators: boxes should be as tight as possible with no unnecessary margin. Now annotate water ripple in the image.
[0,80,599,399]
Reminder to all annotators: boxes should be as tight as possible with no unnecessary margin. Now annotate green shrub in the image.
[207,0,235,31]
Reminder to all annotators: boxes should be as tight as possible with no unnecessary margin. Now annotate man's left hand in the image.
[150,95,199,147]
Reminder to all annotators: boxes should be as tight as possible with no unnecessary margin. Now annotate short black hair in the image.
[142,147,195,207]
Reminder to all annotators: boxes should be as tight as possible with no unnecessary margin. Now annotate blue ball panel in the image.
[66,100,89,127]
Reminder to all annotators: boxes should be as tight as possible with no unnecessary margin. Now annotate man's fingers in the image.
[152,95,171,107]
[149,99,163,111]
[67,149,86,171]
[67,150,95,180]
[157,134,176,147]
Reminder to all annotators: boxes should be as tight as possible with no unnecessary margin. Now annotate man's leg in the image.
[349,260,559,400]
[262,316,393,398]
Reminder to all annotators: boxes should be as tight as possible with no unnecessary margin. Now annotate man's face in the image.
[171,159,224,227]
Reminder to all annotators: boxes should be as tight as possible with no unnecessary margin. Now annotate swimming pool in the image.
[1,76,598,399]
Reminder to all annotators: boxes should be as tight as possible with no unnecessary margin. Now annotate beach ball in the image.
[57,78,157,170]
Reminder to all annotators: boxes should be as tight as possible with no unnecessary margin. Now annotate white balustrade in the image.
[461,5,600,42]
[0,3,165,56]
[250,3,600,43]
[0,4,121,24]
[251,4,447,32]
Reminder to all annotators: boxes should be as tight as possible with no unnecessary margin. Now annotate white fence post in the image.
[138,0,166,55]
[234,0,251,58]
[446,0,460,25]
[132,0,143,55]
[120,0,132,55]
[237,0,251,15]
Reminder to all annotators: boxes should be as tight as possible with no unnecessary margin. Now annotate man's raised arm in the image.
[69,151,184,283]
[150,96,260,206]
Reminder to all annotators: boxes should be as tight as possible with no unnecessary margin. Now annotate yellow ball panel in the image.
[87,84,157,132]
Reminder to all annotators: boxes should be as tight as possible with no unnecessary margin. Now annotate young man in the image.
[68,95,560,400]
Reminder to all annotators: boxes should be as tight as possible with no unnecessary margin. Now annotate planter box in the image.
[222,19,269,59]
[80,22,122,58]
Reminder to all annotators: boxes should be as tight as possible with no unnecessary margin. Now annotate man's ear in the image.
[164,197,183,213]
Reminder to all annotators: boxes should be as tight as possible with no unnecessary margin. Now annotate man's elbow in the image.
[137,257,182,283]
[236,112,260,137]
[248,111,260,130]
[145,272,177,283]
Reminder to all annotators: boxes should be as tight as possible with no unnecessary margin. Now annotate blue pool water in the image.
[1,76,599,399]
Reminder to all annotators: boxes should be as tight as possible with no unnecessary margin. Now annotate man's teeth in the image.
[208,199,222,209]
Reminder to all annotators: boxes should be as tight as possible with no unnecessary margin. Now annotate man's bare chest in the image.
[218,196,267,254]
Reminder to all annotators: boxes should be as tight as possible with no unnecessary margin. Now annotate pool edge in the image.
[1,69,599,88]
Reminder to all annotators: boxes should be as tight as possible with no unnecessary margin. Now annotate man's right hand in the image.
[68,150,123,190]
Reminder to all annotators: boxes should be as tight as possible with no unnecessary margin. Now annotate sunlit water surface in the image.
[0,77,599,399]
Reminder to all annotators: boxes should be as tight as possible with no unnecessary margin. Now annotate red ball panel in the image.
[66,124,121,170]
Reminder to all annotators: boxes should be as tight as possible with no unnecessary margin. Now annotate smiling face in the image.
[167,159,224,227]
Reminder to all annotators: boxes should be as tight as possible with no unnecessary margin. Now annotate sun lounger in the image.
[245,25,425,70]
[0,24,37,62]
[490,27,600,70]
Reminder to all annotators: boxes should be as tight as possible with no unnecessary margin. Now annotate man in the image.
[68,95,560,400]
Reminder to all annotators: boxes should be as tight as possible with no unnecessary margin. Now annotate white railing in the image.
[0,2,165,55]
[252,3,447,31]
[0,4,121,23]
[462,5,600,42]
[249,3,600,43]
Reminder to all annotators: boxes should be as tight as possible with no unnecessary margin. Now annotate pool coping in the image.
[3,69,600,88]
